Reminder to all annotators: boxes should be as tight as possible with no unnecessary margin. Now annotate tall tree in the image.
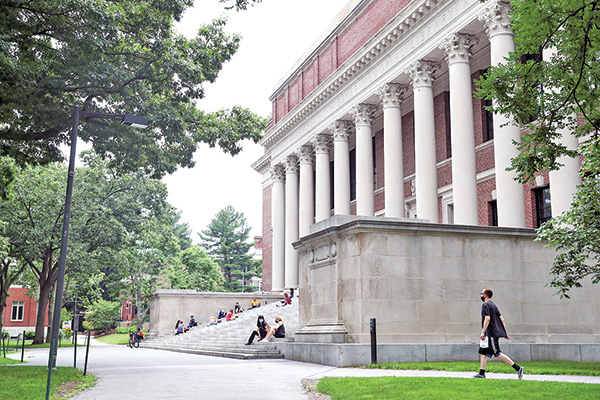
[478,0,600,296]
[199,206,257,291]
[165,245,224,292]
[0,0,266,177]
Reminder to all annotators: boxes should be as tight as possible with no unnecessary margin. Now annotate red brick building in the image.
[252,0,580,292]
[2,286,48,336]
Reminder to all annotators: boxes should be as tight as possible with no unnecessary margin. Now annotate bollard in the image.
[45,337,57,400]
[21,330,25,363]
[83,331,91,376]
[15,333,20,351]
[370,318,377,365]
[73,331,77,368]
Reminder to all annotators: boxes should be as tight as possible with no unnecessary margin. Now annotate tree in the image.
[84,299,121,334]
[478,0,600,296]
[0,0,266,178]
[166,245,224,291]
[199,206,258,291]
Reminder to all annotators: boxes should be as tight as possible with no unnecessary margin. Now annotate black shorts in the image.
[478,337,502,358]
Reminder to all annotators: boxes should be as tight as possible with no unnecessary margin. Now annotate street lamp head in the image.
[121,114,149,129]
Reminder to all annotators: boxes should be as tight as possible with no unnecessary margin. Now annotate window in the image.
[349,148,356,201]
[485,98,494,141]
[372,136,377,191]
[488,200,498,226]
[535,186,552,227]
[11,301,24,321]
[330,160,335,208]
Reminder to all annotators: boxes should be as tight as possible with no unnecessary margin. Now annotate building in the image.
[252,0,580,294]
[2,286,48,336]
[251,0,597,365]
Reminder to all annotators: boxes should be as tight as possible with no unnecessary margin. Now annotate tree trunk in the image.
[45,283,56,344]
[32,279,53,344]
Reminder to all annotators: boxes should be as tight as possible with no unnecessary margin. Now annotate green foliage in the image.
[316,376,600,400]
[166,246,224,291]
[85,299,121,334]
[24,331,35,340]
[199,206,259,291]
[0,365,96,400]
[477,0,600,295]
[59,329,72,341]
[0,0,266,178]
[115,326,139,334]
[81,321,94,332]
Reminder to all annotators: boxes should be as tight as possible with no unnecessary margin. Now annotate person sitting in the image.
[251,297,259,309]
[217,307,226,320]
[176,320,186,335]
[276,293,292,307]
[136,327,144,341]
[264,316,285,340]
[225,309,236,322]
[290,288,295,299]
[245,315,269,345]
[188,315,197,329]
[234,302,244,313]
[208,314,217,326]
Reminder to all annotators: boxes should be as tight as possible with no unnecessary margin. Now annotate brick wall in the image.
[2,287,47,330]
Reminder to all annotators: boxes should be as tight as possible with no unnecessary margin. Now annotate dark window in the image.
[372,136,377,191]
[488,200,498,226]
[535,186,552,227]
[485,98,494,141]
[350,148,356,201]
[330,160,334,208]
[11,301,24,321]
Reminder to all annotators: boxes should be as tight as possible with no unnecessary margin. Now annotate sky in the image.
[162,0,352,242]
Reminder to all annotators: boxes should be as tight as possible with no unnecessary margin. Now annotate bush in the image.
[115,326,138,334]
[85,299,121,334]
[1,330,8,339]
[24,331,35,340]
[59,329,72,341]
[81,321,94,331]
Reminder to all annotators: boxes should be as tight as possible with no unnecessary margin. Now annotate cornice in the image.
[261,0,444,150]
[251,152,271,174]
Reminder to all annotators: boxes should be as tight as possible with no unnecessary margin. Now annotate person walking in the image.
[473,288,524,380]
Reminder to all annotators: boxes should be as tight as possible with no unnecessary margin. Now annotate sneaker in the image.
[257,338,262,342]
[245,342,251,346]
[473,373,486,379]
[517,366,524,380]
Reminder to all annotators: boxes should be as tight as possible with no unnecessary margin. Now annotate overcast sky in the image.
[162,0,352,242]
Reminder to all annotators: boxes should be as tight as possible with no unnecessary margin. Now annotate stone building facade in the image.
[252,0,581,294]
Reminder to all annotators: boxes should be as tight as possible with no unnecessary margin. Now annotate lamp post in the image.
[45,105,148,400]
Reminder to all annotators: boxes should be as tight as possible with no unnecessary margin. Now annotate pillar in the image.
[270,164,285,292]
[440,33,480,225]
[377,83,407,218]
[298,144,314,237]
[313,133,332,222]
[284,155,299,290]
[351,103,378,216]
[330,120,353,215]
[479,0,526,227]
[407,60,440,223]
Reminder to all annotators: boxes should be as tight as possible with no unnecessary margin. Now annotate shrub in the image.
[59,329,73,341]
[85,299,121,334]
[115,326,138,334]
[24,331,35,340]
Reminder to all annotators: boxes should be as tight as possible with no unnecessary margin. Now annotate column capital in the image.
[351,103,379,126]
[285,154,298,174]
[329,120,354,141]
[270,164,285,182]
[297,144,314,164]
[312,133,332,154]
[377,83,408,109]
[407,60,441,89]
[478,0,513,39]
[440,33,480,65]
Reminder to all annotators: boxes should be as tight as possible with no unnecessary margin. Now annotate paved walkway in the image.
[5,339,600,399]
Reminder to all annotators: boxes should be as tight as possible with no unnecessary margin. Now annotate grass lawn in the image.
[0,357,20,365]
[0,365,96,400]
[94,333,129,345]
[368,361,600,376]
[317,376,600,400]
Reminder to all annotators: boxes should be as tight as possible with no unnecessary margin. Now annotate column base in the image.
[295,321,348,343]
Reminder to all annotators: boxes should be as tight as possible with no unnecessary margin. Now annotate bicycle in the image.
[128,332,139,348]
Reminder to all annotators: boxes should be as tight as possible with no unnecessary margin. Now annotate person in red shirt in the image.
[225,309,236,321]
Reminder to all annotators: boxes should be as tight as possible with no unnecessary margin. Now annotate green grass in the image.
[368,361,600,376]
[94,333,129,345]
[2,340,81,349]
[0,357,20,365]
[317,376,600,400]
[0,365,96,400]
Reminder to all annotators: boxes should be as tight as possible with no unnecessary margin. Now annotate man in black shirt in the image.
[473,288,524,379]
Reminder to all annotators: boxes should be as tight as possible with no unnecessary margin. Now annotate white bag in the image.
[480,337,489,348]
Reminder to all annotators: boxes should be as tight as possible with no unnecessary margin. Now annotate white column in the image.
[284,155,299,290]
[440,33,480,225]
[407,60,440,223]
[270,164,285,292]
[330,120,353,215]
[298,144,314,237]
[377,83,407,218]
[313,133,332,222]
[479,0,526,228]
[351,103,378,216]
[549,129,581,217]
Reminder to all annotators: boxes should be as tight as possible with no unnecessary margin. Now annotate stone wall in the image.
[293,215,600,347]
[148,291,284,337]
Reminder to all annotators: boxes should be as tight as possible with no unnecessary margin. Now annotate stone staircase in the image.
[140,298,299,360]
